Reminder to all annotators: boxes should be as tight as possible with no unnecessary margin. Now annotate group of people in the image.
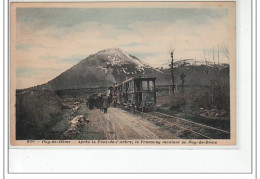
[86,94,114,114]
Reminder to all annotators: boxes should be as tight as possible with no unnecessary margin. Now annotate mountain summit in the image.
[94,48,147,68]
[46,48,164,90]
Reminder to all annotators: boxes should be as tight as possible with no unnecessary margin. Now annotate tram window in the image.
[129,81,134,92]
[142,81,148,90]
[137,92,142,103]
[143,93,154,103]
[124,84,127,92]
[149,80,154,91]
[124,84,128,92]
[129,94,135,103]
[136,81,141,91]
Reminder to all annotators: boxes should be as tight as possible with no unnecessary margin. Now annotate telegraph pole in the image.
[170,51,175,95]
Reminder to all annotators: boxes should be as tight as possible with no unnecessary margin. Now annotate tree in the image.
[179,62,186,93]
[222,43,230,61]
[201,45,230,111]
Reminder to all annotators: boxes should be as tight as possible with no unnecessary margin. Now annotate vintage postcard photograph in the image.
[10,2,236,146]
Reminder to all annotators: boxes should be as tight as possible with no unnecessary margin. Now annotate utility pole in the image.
[218,45,220,64]
[194,60,197,86]
[203,48,206,62]
[213,47,215,64]
[217,45,220,78]
[170,51,175,95]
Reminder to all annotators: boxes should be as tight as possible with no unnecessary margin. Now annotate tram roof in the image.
[112,83,122,88]
[122,77,156,84]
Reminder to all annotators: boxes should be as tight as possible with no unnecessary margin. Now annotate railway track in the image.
[136,111,230,139]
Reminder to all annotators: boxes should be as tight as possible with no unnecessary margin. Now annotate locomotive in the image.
[109,77,156,111]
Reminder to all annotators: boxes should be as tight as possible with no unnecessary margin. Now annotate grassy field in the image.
[156,85,230,131]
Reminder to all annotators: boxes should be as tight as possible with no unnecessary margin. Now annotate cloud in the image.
[16,45,30,51]
[17,8,228,29]
[16,67,38,77]
[59,55,86,63]
[120,42,148,47]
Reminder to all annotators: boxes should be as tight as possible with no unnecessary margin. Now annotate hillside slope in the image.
[47,48,168,89]
[16,90,64,139]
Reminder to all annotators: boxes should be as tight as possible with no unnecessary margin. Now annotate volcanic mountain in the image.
[46,48,167,90]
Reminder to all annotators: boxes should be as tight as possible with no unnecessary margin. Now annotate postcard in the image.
[10,2,236,146]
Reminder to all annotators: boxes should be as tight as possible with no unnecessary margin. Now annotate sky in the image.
[14,3,235,89]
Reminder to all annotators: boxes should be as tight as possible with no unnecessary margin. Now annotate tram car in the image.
[109,83,123,104]
[122,77,156,111]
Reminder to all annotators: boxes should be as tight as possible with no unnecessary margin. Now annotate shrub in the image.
[169,96,186,112]
[192,81,230,112]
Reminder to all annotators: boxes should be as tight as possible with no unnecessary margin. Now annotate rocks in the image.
[208,112,215,117]
[220,110,228,116]
[200,109,229,119]
[74,102,80,105]
[63,115,89,139]
[215,113,220,117]
[62,103,73,109]
[64,98,74,102]
[69,115,87,127]
[62,98,84,117]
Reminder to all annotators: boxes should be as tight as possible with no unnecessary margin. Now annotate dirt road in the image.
[86,107,178,140]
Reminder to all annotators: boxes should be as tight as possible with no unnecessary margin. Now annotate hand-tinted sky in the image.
[15,4,235,89]
[17,8,227,28]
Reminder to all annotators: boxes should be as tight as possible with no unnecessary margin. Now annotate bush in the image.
[192,81,230,112]
[213,81,230,111]
[169,96,186,112]
[192,89,212,110]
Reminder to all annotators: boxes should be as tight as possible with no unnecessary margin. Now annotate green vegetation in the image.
[156,84,230,131]
[16,90,65,140]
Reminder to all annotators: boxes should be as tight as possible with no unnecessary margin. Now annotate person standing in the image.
[88,96,94,110]
[103,95,109,114]
[98,95,103,111]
